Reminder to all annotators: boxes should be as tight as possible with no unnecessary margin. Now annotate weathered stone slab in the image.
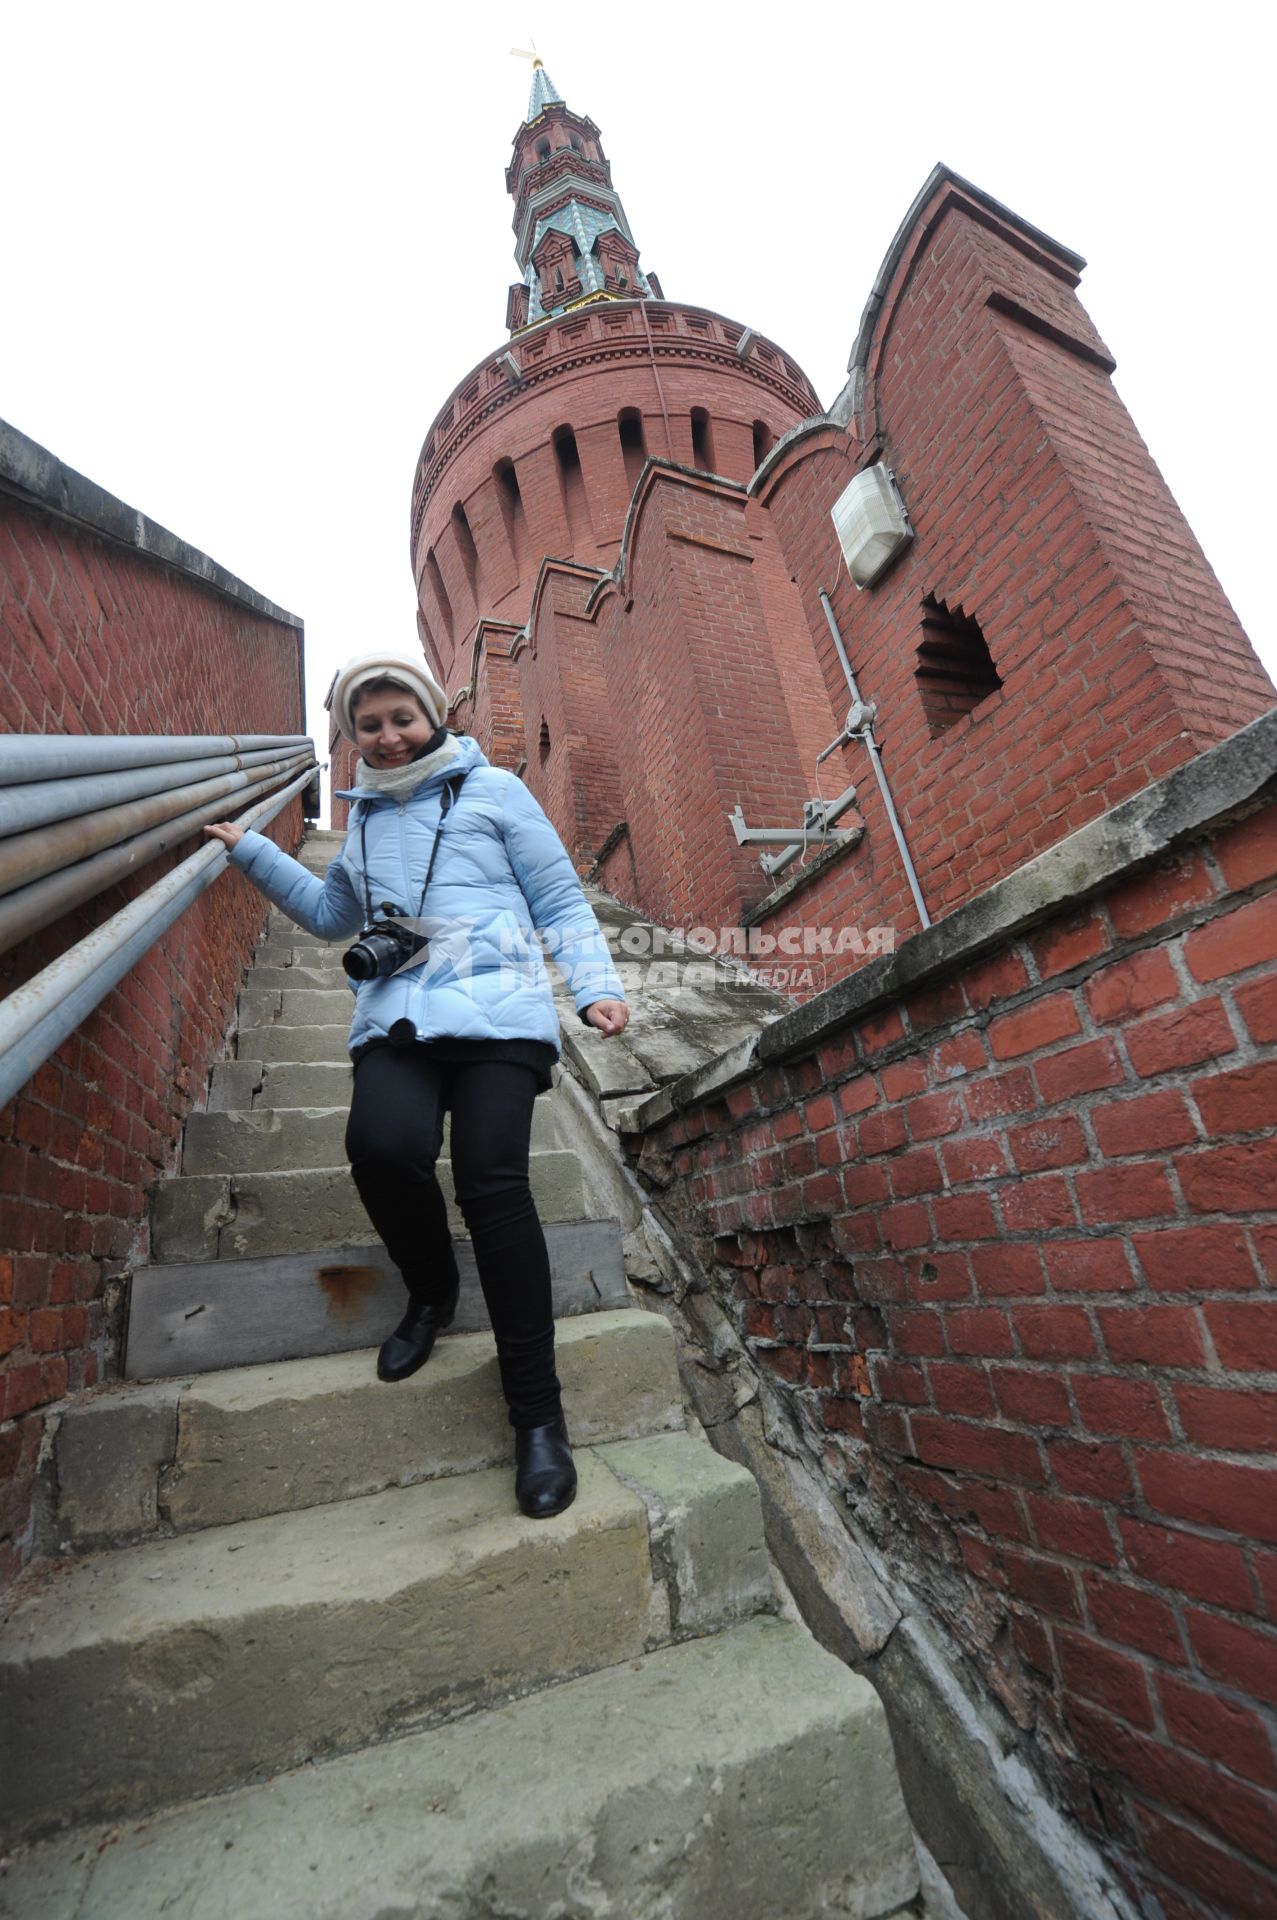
[599,1431,773,1636]
[184,1093,560,1166]
[235,1023,350,1062]
[163,1310,681,1532]
[0,1620,919,1919]
[0,1457,655,1845]
[560,1027,656,1097]
[127,1216,628,1376]
[238,986,352,1028]
[149,1151,584,1263]
[48,1384,182,1551]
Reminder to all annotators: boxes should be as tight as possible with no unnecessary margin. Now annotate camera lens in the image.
[342,941,380,982]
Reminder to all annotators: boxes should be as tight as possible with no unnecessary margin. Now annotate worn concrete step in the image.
[239,960,349,990]
[0,1617,919,1920]
[239,985,357,1027]
[183,1099,562,1173]
[126,1215,628,1374]
[253,939,347,967]
[51,1309,683,1548]
[207,1058,354,1110]
[0,1433,773,1847]
[205,1058,564,1126]
[149,1150,584,1263]
[235,1021,352,1062]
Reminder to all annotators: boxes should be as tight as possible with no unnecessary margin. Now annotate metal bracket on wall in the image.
[728,781,859,879]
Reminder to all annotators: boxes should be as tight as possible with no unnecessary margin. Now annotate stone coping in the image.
[0,418,302,629]
[616,705,1277,1133]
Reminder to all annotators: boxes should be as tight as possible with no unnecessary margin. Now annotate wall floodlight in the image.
[831,465,913,588]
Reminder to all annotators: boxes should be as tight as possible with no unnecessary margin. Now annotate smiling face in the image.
[351,681,437,768]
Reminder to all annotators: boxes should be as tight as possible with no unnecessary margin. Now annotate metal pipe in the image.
[0,766,315,1110]
[817,588,932,932]
[639,298,675,461]
[0,735,310,785]
[0,744,300,839]
[0,752,315,956]
[0,749,313,897]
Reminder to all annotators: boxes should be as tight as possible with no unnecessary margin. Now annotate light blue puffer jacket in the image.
[228,735,624,1055]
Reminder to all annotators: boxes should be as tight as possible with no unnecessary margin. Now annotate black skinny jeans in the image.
[345,1046,560,1430]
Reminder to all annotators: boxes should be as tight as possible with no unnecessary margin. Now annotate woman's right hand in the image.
[204,822,246,850]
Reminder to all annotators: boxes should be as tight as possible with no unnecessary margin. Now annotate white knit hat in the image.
[328,651,448,741]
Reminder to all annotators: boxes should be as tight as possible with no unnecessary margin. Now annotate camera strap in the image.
[357,771,469,926]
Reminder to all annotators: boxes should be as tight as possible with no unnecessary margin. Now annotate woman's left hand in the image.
[585,999,629,1038]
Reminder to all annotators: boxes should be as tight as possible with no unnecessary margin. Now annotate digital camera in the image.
[342,903,429,983]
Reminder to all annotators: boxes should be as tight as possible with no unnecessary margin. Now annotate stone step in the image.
[0,1433,773,1847]
[207,1059,354,1110]
[239,961,349,990]
[253,939,346,967]
[51,1309,683,1548]
[235,1022,351,1062]
[0,1617,918,1920]
[238,985,354,1027]
[183,1098,562,1174]
[126,1217,628,1374]
[148,1150,585,1263]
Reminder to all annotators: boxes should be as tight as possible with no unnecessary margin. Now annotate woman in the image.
[204,650,628,1519]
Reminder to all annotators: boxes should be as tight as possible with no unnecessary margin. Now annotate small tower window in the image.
[494,458,526,567]
[554,267,564,292]
[752,420,773,468]
[916,594,1002,734]
[618,409,646,492]
[425,548,453,642]
[538,718,551,763]
[450,500,479,595]
[535,137,551,161]
[569,133,581,152]
[690,407,715,473]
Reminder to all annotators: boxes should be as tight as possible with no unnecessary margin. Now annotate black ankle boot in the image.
[376,1282,459,1383]
[514,1414,576,1518]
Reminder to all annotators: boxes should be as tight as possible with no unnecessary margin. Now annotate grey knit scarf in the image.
[352,729,461,799]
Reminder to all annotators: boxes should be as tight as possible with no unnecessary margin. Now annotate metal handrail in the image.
[0,742,307,838]
[0,751,315,957]
[3,734,310,784]
[0,735,319,1108]
[0,748,313,900]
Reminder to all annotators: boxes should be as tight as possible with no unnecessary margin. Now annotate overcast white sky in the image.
[4,0,1273,810]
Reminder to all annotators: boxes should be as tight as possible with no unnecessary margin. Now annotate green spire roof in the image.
[525,61,564,122]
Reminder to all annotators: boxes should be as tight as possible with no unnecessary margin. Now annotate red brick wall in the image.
[0,494,305,1590]
[632,790,1277,1920]
[748,184,1275,994]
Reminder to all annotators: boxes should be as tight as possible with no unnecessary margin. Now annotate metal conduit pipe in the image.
[1,734,311,785]
[0,752,316,957]
[0,744,303,839]
[0,764,315,1111]
[817,588,932,932]
[0,749,314,898]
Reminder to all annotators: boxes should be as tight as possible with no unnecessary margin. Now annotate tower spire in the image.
[524,58,563,122]
[503,67,661,333]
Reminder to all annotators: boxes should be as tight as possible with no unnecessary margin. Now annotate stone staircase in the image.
[0,830,923,1919]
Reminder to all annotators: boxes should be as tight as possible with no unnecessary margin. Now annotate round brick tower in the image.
[409,61,822,704]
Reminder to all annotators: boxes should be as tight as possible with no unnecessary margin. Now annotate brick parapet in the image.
[0,474,305,1593]
[619,708,1277,1919]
